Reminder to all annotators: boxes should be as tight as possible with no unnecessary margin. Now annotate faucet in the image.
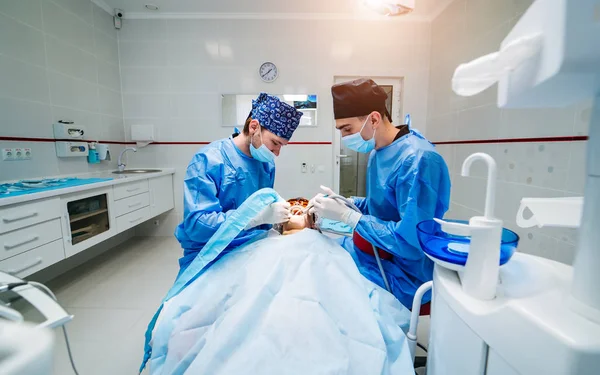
[117,147,137,172]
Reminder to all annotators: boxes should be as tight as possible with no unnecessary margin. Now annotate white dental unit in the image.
[416,0,600,374]
[0,271,75,374]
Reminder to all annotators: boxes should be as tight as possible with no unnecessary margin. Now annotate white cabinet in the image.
[149,175,174,217]
[111,174,172,234]
[117,206,151,232]
[0,239,65,278]
[0,198,61,234]
[114,180,149,201]
[0,198,65,278]
[0,218,62,261]
[0,171,174,278]
[114,192,150,217]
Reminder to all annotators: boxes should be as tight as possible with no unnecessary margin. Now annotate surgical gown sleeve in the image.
[181,153,265,243]
[351,197,369,215]
[355,154,449,261]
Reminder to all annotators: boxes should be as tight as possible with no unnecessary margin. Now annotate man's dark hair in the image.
[242,111,253,135]
[358,108,392,123]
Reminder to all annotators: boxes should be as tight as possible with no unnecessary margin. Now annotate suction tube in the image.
[321,194,392,294]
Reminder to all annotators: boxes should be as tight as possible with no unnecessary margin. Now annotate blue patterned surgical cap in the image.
[251,93,303,141]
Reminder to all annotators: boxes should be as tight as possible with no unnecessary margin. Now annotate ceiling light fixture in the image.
[364,0,415,16]
[144,4,159,11]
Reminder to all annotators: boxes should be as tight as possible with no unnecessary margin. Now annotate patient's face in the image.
[282,198,314,235]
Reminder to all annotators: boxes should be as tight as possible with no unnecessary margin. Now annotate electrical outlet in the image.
[154,219,160,226]
[3,147,32,161]
[2,148,14,161]
[13,148,24,160]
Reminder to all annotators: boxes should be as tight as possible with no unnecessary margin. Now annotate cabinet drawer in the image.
[0,198,61,234]
[113,180,149,201]
[0,218,62,261]
[0,239,65,278]
[117,206,151,233]
[114,192,150,217]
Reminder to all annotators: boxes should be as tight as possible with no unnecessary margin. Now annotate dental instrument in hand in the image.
[310,188,392,293]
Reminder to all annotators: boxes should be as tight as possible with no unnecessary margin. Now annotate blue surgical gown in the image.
[175,137,275,272]
[341,130,451,309]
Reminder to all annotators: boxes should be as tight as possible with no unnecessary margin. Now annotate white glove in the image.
[246,201,291,229]
[312,195,362,229]
[308,185,336,208]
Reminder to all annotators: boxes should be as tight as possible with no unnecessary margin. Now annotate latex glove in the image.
[312,195,362,229]
[246,201,291,229]
[308,185,336,209]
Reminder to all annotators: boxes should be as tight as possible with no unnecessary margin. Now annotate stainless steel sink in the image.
[112,169,162,174]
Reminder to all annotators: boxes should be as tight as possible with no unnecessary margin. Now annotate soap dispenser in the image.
[435,153,503,300]
[87,142,100,164]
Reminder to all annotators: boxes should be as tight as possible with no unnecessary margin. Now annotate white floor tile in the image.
[47,236,181,375]
[62,307,145,342]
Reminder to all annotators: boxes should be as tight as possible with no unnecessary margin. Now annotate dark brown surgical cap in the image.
[331,78,388,119]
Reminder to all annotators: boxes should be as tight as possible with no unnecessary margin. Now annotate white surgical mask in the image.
[250,129,276,163]
[342,115,376,153]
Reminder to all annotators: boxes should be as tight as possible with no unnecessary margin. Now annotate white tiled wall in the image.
[0,0,125,180]
[426,0,591,265]
[121,18,433,236]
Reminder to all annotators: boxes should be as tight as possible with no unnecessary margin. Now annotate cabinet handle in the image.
[8,257,43,275]
[129,216,143,224]
[4,235,39,250]
[128,202,142,208]
[126,187,141,192]
[2,212,38,223]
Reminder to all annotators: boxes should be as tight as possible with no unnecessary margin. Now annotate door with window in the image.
[332,77,403,197]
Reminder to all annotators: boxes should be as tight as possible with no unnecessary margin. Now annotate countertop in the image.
[0,168,175,208]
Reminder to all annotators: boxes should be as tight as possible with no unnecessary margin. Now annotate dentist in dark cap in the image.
[311,78,451,309]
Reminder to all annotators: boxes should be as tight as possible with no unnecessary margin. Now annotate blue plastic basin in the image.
[416,219,520,267]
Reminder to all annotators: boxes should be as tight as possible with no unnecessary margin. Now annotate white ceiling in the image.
[94,0,454,20]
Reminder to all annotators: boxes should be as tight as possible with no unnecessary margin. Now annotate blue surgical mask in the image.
[250,129,276,163]
[342,115,376,153]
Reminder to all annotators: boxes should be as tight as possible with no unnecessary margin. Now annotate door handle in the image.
[336,155,349,159]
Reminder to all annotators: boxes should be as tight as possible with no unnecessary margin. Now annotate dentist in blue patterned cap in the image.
[175,93,303,273]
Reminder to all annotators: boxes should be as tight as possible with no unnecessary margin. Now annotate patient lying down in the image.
[150,227,412,375]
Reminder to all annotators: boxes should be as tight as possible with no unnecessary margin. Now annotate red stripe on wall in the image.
[149,141,210,145]
[288,142,332,145]
[1,136,587,146]
[0,136,333,145]
[1,136,59,143]
[433,135,588,145]
[147,142,332,145]
[0,136,135,144]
